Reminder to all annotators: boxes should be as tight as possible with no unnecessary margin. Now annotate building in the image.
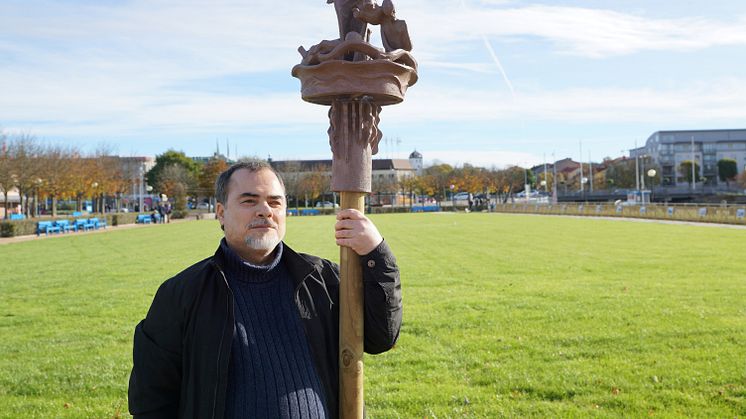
[408,150,423,175]
[633,129,746,187]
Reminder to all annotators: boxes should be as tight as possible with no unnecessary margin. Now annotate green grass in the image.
[1,214,744,418]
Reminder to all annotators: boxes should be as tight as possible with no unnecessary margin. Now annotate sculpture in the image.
[292,2,417,417]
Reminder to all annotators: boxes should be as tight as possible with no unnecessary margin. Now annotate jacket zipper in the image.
[212,266,231,419]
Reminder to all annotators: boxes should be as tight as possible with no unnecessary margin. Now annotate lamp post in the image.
[91,182,99,214]
[647,169,656,204]
[33,177,43,217]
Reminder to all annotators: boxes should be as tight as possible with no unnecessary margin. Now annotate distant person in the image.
[164,203,172,223]
[157,203,165,224]
[128,160,402,418]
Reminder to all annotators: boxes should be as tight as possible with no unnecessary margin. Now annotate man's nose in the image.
[255,201,272,218]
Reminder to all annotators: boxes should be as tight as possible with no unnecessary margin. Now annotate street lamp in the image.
[647,169,656,203]
[91,182,99,213]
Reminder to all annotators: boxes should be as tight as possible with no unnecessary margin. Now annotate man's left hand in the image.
[334,209,383,255]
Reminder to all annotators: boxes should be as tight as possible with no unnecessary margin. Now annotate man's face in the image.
[216,168,287,262]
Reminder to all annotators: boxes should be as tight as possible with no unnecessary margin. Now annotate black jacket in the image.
[128,240,402,419]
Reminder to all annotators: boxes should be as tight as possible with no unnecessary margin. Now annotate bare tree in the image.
[277,161,303,212]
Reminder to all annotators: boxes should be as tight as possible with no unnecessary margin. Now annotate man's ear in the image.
[216,202,225,230]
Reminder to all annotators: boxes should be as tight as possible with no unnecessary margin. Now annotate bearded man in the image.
[128,160,402,419]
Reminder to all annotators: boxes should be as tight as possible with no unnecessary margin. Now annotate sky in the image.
[2,0,746,168]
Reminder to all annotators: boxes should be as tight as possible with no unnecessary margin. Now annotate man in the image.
[128,161,402,418]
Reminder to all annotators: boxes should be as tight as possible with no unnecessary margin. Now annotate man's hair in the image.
[215,160,285,204]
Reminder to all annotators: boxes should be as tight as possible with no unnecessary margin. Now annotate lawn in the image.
[0,213,744,418]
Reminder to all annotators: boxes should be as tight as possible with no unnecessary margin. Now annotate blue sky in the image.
[2,0,745,168]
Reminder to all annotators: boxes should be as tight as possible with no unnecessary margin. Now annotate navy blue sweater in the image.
[221,240,328,419]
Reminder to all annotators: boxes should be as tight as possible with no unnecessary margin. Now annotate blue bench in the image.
[55,219,73,233]
[136,214,152,224]
[89,217,107,229]
[72,211,83,217]
[411,205,440,213]
[37,221,61,236]
[10,214,25,220]
[74,218,95,232]
[301,209,320,216]
[287,209,299,216]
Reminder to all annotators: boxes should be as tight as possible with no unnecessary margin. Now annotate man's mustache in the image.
[248,220,277,229]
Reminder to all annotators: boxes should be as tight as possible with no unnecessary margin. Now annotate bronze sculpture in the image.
[293,2,417,417]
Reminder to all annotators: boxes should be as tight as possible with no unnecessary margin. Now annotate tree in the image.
[0,131,13,219]
[298,164,330,206]
[198,156,229,206]
[7,134,42,217]
[679,160,701,185]
[276,161,303,211]
[38,145,77,217]
[146,149,201,192]
[422,163,453,203]
[604,158,637,189]
[156,164,196,215]
[717,158,738,187]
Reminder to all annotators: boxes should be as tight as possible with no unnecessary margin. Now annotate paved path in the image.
[0,216,213,246]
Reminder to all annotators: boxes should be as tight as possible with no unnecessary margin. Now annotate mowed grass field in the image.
[0,213,744,418]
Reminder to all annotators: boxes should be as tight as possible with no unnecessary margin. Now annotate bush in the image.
[1,222,14,237]
[171,209,188,219]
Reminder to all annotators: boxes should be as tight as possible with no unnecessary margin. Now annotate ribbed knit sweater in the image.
[221,239,328,419]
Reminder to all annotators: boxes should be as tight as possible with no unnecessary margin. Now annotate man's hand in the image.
[335,209,383,255]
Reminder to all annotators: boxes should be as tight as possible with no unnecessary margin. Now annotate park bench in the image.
[54,219,73,233]
[411,205,440,213]
[10,214,25,220]
[89,217,107,229]
[74,218,95,232]
[300,209,320,216]
[36,221,61,236]
[136,214,152,224]
[287,209,299,216]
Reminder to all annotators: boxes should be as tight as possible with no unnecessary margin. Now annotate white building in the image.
[632,129,746,187]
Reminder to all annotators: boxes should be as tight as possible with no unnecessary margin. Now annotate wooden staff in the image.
[329,97,381,419]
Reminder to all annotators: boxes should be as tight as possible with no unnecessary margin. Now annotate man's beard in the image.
[244,220,283,252]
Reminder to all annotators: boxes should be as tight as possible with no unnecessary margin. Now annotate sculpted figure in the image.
[353,0,412,52]
[327,0,367,40]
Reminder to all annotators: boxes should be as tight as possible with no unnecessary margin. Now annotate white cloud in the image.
[407,3,746,59]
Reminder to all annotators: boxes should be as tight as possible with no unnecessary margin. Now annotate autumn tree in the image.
[298,164,331,206]
[198,156,229,207]
[422,163,453,203]
[38,145,77,217]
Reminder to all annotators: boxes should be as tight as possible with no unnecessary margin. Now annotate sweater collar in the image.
[219,239,284,282]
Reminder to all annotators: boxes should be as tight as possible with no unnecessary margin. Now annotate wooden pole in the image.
[338,191,366,419]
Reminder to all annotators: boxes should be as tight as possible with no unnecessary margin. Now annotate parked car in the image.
[452,192,471,201]
[196,202,214,211]
[315,201,339,208]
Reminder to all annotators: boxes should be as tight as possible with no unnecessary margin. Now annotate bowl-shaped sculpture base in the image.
[291,59,417,106]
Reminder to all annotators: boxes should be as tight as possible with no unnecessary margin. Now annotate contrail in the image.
[480,34,516,101]
[460,0,516,101]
